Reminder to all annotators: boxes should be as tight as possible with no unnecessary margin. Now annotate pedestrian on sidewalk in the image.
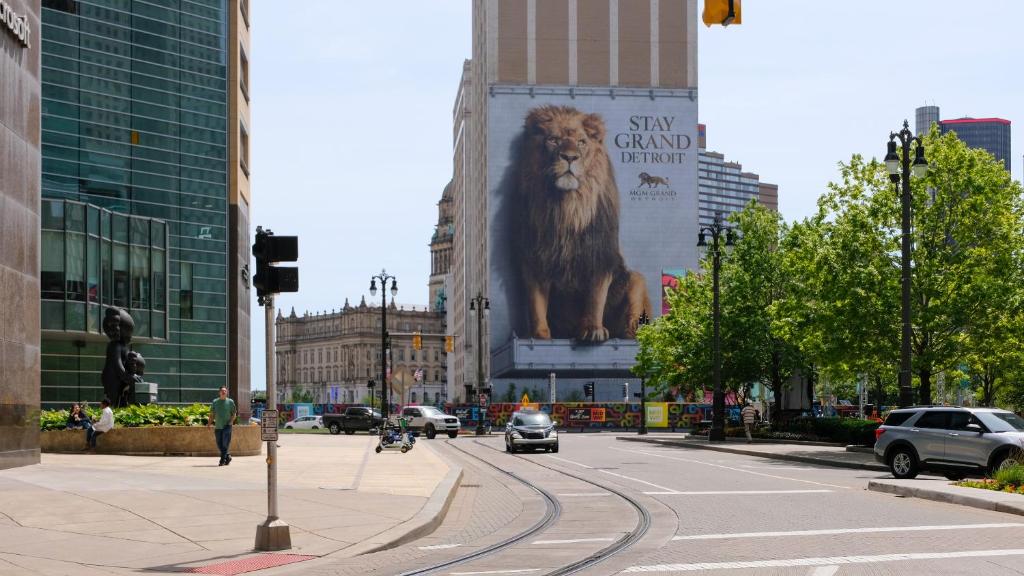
[209,387,237,466]
[85,399,114,451]
[741,402,757,443]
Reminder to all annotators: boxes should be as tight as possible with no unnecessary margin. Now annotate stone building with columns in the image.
[274,299,447,407]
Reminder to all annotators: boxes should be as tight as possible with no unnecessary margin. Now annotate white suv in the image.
[401,406,461,439]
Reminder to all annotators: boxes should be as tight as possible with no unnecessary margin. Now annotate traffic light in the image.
[584,382,594,401]
[445,335,454,353]
[622,383,629,398]
[702,0,741,26]
[252,226,298,305]
[412,333,422,351]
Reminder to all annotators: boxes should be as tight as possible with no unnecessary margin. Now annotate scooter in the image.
[375,416,416,453]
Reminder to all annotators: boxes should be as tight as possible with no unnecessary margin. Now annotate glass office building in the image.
[39,0,229,407]
[939,117,1012,173]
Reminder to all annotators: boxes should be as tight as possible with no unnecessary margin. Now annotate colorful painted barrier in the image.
[252,402,740,430]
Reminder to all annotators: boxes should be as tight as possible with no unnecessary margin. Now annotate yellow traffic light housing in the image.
[444,335,454,353]
[703,0,741,27]
[412,333,422,351]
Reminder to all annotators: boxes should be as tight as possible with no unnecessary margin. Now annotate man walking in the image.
[209,387,237,466]
[741,401,757,443]
[85,398,114,451]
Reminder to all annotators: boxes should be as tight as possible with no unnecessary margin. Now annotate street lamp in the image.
[370,270,398,422]
[638,310,650,435]
[469,293,490,435]
[885,120,928,408]
[698,212,736,442]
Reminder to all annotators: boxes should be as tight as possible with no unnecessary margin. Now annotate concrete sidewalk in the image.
[0,433,457,575]
[620,434,889,471]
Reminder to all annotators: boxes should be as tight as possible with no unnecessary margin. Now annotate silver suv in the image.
[874,407,1024,479]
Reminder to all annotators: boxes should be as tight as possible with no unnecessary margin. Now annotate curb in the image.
[618,436,889,472]
[867,480,1024,517]
[340,459,464,558]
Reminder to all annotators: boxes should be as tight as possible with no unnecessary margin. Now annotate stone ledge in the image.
[868,479,1024,517]
[41,424,263,456]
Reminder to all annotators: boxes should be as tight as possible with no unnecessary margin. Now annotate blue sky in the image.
[248,1,1022,390]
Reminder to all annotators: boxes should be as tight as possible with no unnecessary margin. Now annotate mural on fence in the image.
[252,402,741,429]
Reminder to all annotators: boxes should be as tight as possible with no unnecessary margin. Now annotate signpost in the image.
[261,410,279,442]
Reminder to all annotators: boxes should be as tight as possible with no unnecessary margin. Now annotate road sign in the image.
[261,410,279,442]
[478,393,488,407]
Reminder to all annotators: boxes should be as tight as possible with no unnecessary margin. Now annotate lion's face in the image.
[525,106,607,193]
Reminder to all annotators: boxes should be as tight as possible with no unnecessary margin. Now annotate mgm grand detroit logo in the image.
[614,115,689,201]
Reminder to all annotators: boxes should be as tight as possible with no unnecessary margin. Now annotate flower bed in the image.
[957,464,1024,494]
[41,424,262,456]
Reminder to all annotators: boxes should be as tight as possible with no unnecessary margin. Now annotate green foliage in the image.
[289,387,315,403]
[994,464,1024,487]
[564,389,584,402]
[40,404,211,431]
[773,417,880,446]
[503,383,518,403]
[635,202,802,421]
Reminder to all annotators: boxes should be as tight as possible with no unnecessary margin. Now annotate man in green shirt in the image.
[209,387,237,466]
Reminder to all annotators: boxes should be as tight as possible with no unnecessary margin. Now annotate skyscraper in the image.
[38,0,249,407]
[939,118,1012,172]
[1,0,41,469]
[915,105,940,136]
[447,0,700,401]
[697,125,778,228]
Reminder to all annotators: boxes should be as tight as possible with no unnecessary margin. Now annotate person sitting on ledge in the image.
[66,403,92,430]
[85,398,114,452]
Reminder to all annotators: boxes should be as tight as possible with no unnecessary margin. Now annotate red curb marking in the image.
[183,554,317,575]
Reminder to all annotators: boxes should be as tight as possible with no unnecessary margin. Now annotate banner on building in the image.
[486,87,699,374]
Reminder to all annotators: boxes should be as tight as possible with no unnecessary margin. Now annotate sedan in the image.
[284,415,323,430]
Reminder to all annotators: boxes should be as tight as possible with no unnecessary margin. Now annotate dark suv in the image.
[874,407,1024,479]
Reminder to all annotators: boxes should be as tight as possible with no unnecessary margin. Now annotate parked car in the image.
[400,406,460,439]
[874,406,1024,480]
[505,409,559,453]
[322,406,385,435]
[284,415,323,430]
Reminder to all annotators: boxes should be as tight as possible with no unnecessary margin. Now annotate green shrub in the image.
[40,404,211,431]
[994,464,1024,487]
[779,417,880,446]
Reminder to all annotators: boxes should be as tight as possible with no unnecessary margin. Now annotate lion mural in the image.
[512,105,651,342]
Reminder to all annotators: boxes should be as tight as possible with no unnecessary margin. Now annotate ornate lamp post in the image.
[369,270,397,421]
[698,213,736,442]
[885,121,928,408]
[638,310,650,435]
[469,293,489,435]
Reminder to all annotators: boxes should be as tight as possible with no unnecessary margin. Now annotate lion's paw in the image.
[533,326,552,340]
[578,325,609,342]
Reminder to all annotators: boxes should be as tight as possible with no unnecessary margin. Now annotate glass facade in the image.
[40,0,229,408]
[939,119,1012,172]
[698,150,763,228]
[41,199,168,339]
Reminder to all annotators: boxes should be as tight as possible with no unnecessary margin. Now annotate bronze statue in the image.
[101,307,144,407]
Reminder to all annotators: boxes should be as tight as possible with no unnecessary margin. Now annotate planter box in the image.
[41,424,263,457]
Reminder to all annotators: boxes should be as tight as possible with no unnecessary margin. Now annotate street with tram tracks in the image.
[260,433,1024,576]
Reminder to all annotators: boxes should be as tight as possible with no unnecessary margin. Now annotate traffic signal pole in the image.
[252,226,298,551]
[255,294,290,550]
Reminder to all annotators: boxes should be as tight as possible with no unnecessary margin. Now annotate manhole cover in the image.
[592,467,619,470]
[461,483,482,488]
[182,554,316,575]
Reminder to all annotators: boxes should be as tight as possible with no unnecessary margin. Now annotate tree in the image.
[635,203,801,423]
[502,383,518,403]
[785,129,1024,405]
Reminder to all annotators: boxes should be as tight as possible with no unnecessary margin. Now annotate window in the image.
[240,45,249,100]
[179,262,194,319]
[914,411,951,429]
[883,411,914,427]
[240,0,249,27]
[41,231,65,300]
[411,392,417,404]
[239,121,249,175]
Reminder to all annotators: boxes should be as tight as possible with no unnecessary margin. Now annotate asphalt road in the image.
[274,433,1024,576]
